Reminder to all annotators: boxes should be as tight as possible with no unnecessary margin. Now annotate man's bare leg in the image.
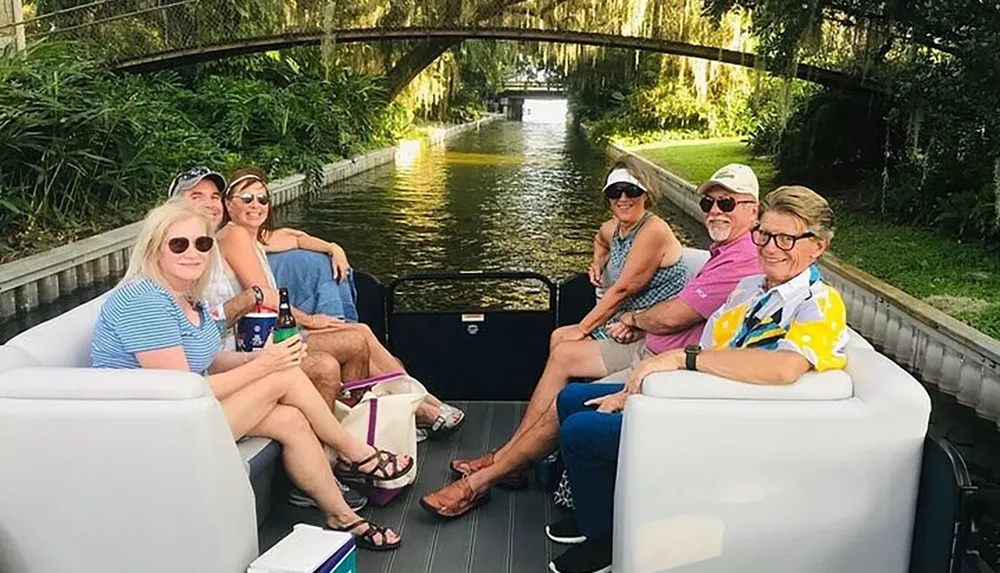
[342,323,462,427]
[466,401,561,491]
[310,322,463,429]
[305,322,400,377]
[306,327,370,381]
[301,350,343,408]
[352,323,405,374]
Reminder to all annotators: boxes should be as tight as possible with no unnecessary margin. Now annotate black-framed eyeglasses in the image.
[751,225,816,251]
[235,193,270,206]
[604,182,646,200]
[699,196,756,213]
[167,236,214,254]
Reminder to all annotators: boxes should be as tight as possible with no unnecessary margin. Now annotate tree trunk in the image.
[385,38,462,101]
[383,0,539,100]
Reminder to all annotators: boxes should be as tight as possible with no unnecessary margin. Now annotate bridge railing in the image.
[501,81,565,92]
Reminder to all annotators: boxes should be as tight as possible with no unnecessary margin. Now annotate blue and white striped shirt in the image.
[90,278,221,375]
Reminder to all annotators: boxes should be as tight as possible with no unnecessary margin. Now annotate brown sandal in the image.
[419,476,492,520]
[450,451,528,490]
[335,449,414,483]
[450,451,495,476]
[325,519,400,551]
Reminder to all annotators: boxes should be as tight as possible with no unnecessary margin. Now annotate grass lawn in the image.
[634,138,1000,339]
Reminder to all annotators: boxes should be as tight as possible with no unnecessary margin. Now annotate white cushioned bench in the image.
[0,293,271,573]
[613,250,931,573]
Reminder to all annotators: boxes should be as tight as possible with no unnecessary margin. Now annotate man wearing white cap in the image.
[544,163,763,573]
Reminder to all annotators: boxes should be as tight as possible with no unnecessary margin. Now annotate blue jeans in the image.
[267,249,358,321]
[557,382,625,540]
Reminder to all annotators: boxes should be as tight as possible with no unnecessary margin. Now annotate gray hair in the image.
[761,185,835,240]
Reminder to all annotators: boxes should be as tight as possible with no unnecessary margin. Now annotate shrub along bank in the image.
[0,42,413,263]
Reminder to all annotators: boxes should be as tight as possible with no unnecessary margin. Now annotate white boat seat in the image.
[0,293,281,484]
[0,291,267,573]
[239,436,283,521]
[643,368,853,401]
[680,247,711,276]
[615,344,931,573]
[240,436,281,475]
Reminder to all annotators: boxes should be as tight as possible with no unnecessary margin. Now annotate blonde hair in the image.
[761,186,836,240]
[122,201,219,302]
[608,157,659,207]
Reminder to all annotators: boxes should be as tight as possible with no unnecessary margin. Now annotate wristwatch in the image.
[684,345,702,371]
[251,285,265,306]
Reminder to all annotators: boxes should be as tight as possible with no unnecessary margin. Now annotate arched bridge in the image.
[12,0,885,96]
[106,27,878,93]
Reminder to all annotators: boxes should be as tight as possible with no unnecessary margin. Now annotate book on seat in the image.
[248,523,356,573]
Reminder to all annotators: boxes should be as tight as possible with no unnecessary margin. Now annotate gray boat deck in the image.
[258,401,564,573]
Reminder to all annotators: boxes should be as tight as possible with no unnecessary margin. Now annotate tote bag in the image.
[328,371,426,506]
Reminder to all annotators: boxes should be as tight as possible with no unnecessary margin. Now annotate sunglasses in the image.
[167,236,214,254]
[169,166,223,197]
[699,196,756,213]
[234,193,270,206]
[751,225,816,251]
[604,183,646,200]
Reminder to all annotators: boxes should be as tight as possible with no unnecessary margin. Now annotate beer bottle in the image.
[272,287,298,343]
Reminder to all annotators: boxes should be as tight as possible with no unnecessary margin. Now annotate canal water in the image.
[273,119,709,311]
[3,118,1000,567]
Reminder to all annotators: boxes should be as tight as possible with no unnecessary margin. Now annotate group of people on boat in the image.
[87,154,848,572]
[90,166,464,552]
[416,157,848,573]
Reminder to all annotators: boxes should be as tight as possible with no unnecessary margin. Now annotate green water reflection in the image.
[275,120,707,311]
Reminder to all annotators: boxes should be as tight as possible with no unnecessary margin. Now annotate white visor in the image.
[603,168,647,194]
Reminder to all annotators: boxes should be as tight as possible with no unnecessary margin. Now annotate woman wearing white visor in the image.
[554,157,690,346]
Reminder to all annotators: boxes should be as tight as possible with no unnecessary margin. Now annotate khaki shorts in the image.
[597,338,653,382]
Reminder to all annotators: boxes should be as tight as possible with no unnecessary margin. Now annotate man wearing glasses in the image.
[420,163,762,520]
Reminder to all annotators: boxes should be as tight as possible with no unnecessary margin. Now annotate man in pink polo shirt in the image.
[419,163,762,520]
[600,163,762,379]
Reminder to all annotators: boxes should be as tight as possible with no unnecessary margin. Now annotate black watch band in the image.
[684,345,701,371]
[251,285,265,305]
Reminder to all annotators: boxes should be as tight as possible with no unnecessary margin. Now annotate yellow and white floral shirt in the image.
[699,264,848,371]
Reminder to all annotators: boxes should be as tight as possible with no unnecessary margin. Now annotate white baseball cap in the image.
[602,167,648,193]
[697,164,759,200]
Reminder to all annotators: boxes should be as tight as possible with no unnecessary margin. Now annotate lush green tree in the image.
[0,42,407,260]
[706,0,1000,244]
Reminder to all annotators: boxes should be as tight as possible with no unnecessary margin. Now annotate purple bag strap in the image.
[366,399,378,446]
[341,371,406,392]
[345,371,409,447]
